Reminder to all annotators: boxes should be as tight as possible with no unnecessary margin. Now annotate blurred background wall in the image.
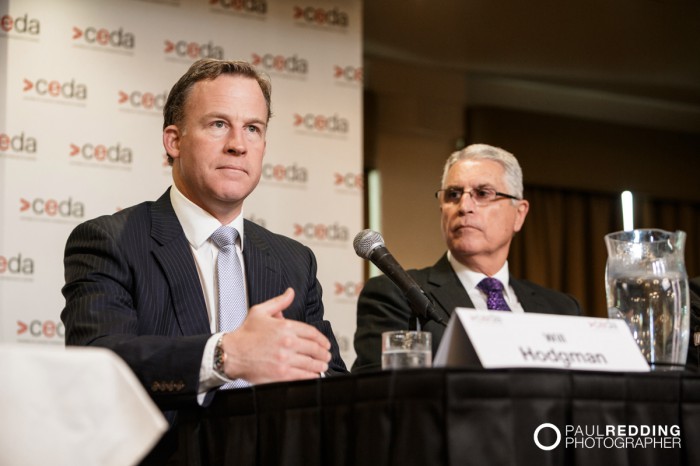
[362,0,700,316]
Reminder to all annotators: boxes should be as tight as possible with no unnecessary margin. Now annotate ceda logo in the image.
[1,13,41,36]
[72,25,135,50]
[23,78,87,101]
[0,253,34,276]
[19,197,85,219]
[164,39,224,60]
[0,131,37,155]
[17,319,64,339]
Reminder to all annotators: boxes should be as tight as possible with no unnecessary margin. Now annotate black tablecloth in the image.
[161,369,700,466]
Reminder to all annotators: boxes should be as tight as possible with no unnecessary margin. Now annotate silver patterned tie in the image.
[210,226,250,388]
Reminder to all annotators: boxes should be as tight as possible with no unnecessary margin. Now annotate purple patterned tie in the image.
[211,226,250,388]
[477,277,511,311]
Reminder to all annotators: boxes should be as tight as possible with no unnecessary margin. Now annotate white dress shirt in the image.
[169,185,247,398]
[447,251,525,313]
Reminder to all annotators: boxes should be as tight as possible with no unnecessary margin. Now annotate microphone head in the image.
[353,229,384,259]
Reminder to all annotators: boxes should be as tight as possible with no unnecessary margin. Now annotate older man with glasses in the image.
[352,143,582,374]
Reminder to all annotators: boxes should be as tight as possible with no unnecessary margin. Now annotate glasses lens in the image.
[444,188,463,203]
[472,188,495,204]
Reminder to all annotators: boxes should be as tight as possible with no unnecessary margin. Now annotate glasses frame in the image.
[434,187,521,206]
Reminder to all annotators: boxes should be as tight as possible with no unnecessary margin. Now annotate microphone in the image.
[353,229,447,326]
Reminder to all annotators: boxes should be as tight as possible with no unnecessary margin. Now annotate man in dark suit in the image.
[352,144,581,373]
[62,59,347,414]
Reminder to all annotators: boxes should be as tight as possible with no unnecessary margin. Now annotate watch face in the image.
[214,337,226,375]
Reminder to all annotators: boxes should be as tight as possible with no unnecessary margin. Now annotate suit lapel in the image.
[425,254,474,321]
[425,257,556,316]
[511,279,552,314]
[150,189,210,335]
[426,255,553,317]
[242,220,284,307]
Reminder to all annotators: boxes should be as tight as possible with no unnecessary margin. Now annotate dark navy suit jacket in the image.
[352,254,582,374]
[62,188,346,410]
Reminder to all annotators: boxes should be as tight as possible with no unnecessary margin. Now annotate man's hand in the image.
[220,288,331,384]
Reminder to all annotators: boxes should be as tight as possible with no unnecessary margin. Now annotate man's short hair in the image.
[162,58,272,164]
[441,144,524,199]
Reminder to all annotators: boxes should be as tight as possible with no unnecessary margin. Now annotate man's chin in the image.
[449,234,488,253]
[449,229,480,243]
[211,186,254,205]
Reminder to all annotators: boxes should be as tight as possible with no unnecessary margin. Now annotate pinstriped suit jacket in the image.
[352,254,582,374]
[61,188,347,410]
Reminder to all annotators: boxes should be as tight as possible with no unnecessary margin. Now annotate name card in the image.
[433,309,650,372]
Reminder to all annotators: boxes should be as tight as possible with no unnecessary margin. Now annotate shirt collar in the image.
[447,250,510,291]
[170,184,245,250]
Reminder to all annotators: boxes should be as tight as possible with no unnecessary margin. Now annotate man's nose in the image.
[458,190,477,210]
[225,129,246,155]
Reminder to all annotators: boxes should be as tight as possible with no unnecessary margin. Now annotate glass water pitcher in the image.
[605,229,690,370]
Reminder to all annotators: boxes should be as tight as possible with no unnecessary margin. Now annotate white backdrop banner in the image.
[0,0,363,366]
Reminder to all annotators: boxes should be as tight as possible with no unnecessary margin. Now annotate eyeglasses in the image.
[434,187,520,206]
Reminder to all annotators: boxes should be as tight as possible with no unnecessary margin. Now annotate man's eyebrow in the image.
[246,117,267,127]
[200,113,267,126]
[445,184,495,190]
[201,112,228,121]
[474,183,496,190]
[233,115,267,129]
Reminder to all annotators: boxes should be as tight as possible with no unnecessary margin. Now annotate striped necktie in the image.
[210,226,250,388]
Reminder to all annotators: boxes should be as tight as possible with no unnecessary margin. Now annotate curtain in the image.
[509,186,700,317]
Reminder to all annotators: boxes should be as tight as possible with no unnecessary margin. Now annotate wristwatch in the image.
[213,334,226,378]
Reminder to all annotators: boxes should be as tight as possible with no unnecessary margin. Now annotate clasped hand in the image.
[218,288,331,384]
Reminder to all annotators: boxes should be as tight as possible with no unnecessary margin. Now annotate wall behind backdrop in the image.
[0,0,363,366]
[364,57,700,319]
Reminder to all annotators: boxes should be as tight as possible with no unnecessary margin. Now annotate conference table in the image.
[162,368,700,466]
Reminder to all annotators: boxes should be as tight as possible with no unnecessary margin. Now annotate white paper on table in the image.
[0,344,168,466]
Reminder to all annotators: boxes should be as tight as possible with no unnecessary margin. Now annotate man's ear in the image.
[163,125,181,160]
[513,199,530,233]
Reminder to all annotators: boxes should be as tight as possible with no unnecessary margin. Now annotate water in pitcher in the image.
[607,274,689,368]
